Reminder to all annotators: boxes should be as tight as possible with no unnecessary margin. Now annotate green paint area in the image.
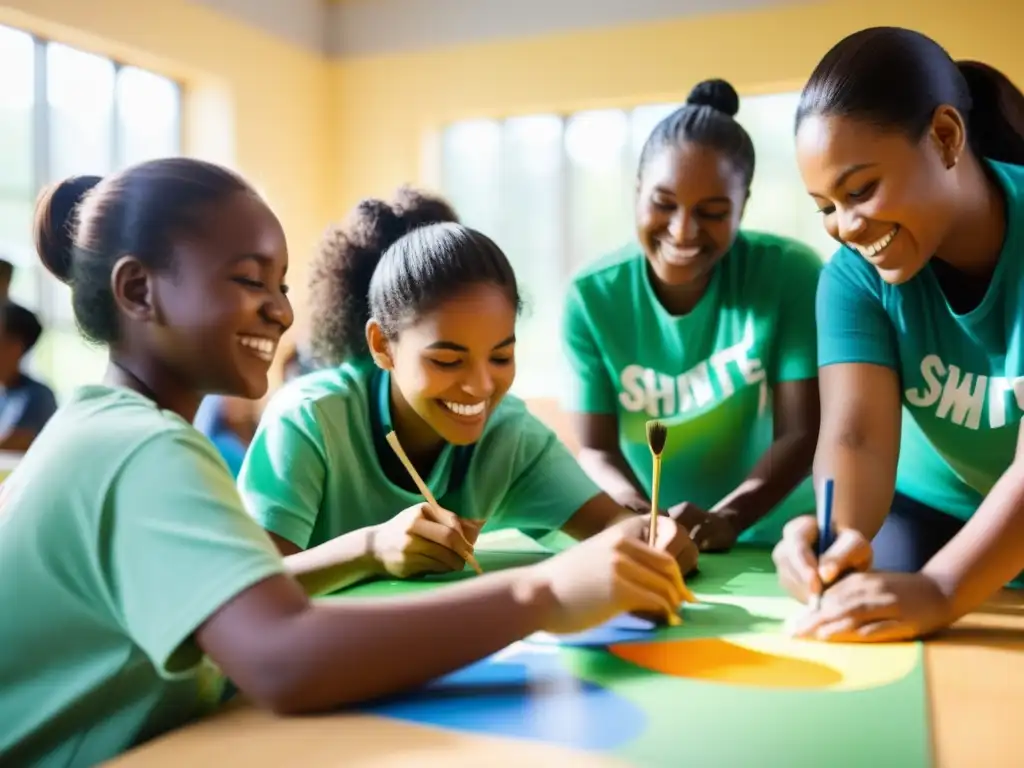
[336,537,933,767]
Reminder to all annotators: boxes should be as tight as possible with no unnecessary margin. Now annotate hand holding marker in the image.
[385,430,484,575]
[810,477,835,610]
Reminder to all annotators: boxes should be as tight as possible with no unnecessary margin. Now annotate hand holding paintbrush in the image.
[385,430,484,575]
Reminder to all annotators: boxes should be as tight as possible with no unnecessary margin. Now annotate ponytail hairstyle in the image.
[637,78,756,190]
[309,187,461,365]
[796,27,1024,166]
[33,159,253,345]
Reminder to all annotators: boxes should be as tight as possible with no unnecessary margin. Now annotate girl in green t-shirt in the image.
[239,188,698,580]
[563,78,822,553]
[0,160,687,766]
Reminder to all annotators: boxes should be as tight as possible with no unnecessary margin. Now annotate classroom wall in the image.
[331,0,1024,210]
[0,0,334,341]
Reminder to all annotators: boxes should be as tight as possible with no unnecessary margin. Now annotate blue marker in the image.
[811,477,835,610]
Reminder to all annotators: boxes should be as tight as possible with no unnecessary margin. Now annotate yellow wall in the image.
[332,0,1024,210]
[0,0,334,338]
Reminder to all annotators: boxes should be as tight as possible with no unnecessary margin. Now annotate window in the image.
[0,25,181,401]
[438,92,836,399]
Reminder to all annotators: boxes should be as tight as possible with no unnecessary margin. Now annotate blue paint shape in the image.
[527,613,661,647]
[366,644,647,751]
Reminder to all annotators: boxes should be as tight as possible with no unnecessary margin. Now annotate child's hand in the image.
[521,516,695,634]
[670,501,738,553]
[368,503,479,579]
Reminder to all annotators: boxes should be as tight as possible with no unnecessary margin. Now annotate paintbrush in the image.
[645,421,667,547]
[385,430,484,575]
[810,477,835,611]
[644,420,683,626]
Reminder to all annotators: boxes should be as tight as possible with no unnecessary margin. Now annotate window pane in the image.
[47,42,115,180]
[27,326,106,402]
[499,115,564,399]
[440,120,502,237]
[736,92,835,260]
[565,110,632,274]
[0,195,40,309]
[628,103,677,170]
[116,66,181,168]
[0,25,34,197]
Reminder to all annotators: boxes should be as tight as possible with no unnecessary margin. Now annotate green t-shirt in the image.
[0,386,284,767]
[817,159,1024,521]
[562,231,822,545]
[238,362,601,549]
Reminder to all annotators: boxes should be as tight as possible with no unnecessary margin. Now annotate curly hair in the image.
[309,186,459,365]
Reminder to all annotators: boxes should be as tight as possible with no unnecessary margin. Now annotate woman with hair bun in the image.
[775,27,1024,643]
[563,79,823,554]
[0,163,690,765]
[240,186,698,582]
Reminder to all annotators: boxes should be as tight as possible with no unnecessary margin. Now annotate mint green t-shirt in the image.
[238,362,601,549]
[817,159,1024,521]
[0,386,284,767]
[562,231,822,545]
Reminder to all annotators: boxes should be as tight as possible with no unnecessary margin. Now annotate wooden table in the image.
[108,550,1024,768]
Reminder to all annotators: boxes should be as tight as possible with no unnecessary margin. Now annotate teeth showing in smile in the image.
[852,226,899,259]
[443,400,486,417]
[239,335,276,362]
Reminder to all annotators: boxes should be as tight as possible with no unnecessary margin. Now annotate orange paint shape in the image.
[610,637,843,689]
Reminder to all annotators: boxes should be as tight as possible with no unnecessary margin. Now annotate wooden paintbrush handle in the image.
[648,457,661,546]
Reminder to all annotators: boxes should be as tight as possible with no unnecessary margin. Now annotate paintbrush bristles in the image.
[646,420,667,456]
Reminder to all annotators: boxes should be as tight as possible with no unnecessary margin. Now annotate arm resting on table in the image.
[713,378,819,529]
[923,422,1024,621]
[195,569,552,715]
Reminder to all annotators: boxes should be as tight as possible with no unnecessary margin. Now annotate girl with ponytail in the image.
[775,26,1024,642]
[240,187,698,582]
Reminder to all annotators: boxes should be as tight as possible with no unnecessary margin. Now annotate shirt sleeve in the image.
[16,385,57,433]
[772,241,823,383]
[108,429,285,677]
[816,248,900,370]
[489,411,601,533]
[237,401,327,549]
[562,285,617,414]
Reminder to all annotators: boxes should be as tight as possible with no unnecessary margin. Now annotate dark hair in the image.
[1,301,42,353]
[637,78,756,189]
[309,186,462,364]
[33,158,254,345]
[796,27,1024,165]
[369,222,521,348]
[0,260,13,284]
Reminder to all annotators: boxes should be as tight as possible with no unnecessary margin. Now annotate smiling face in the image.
[368,282,517,448]
[139,191,294,400]
[635,142,747,289]
[795,110,964,284]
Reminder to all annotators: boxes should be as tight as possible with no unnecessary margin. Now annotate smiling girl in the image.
[772,27,1024,643]
[239,188,698,578]
[0,162,690,766]
[563,79,823,553]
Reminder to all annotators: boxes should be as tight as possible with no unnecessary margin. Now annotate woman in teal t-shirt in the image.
[563,78,823,553]
[775,27,1024,643]
[239,187,698,579]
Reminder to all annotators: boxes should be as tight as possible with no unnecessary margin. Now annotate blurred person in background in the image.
[0,301,58,451]
[194,394,260,477]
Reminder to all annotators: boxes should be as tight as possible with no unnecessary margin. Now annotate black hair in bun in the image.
[686,78,741,117]
[637,77,755,188]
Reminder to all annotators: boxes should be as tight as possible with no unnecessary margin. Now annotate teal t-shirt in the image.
[562,231,822,545]
[0,386,284,767]
[817,159,1024,521]
[238,362,601,549]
